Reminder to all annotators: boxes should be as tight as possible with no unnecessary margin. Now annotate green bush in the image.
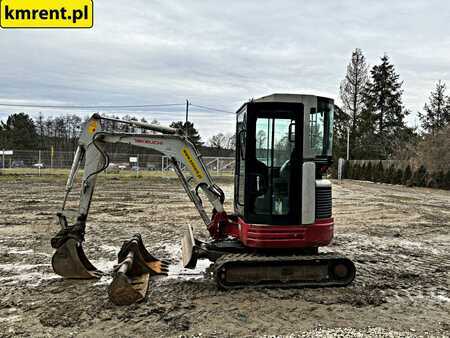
[424,170,450,189]
[384,164,395,184]
[402,165,413,185]
[373,161,384,182]
[357,163,365,180]
[345,161,351,179]
[365,163,372,181]
[443,170,450,190]
[434,171,445,188]
[353,163,360,179]
[346,160,448,191]
[411,165,428,187]
[394,168,404,185]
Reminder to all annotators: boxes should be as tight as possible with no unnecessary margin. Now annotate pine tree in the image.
[340,48,369,159]
[2,113,37,150]
[419,80,450,133]
[361,55,409,158]
[35,112,45,149]
[170,121,203,146]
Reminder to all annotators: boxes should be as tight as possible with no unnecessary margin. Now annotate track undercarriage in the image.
[182,226,356,290]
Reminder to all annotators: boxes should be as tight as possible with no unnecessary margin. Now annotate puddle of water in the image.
[167,259,212,280]
[0,270,60,287]
[162,242,213,280]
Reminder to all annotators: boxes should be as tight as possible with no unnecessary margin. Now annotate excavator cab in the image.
[227,94,337,250]
[234,94,333,226]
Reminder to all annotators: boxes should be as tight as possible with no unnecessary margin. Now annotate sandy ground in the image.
[0,173,449,337]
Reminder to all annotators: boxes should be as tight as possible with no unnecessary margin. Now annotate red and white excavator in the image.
[51,94,355,305]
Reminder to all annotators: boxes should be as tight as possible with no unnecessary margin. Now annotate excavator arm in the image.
[51,114,228,280]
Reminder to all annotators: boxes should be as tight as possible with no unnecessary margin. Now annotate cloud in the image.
[1,0,449,137]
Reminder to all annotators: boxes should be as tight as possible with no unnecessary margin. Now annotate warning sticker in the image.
[181,146,204,181]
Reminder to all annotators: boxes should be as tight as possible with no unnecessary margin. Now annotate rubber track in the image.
[214,252,356,289]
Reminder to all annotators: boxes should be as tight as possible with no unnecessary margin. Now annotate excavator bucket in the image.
[51,238,102,279]
[51,214,102,279]
[108,234,169,306]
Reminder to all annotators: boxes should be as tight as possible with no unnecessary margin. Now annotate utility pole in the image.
[38,150,41,176]
[346,126,350,160]
[185,99,189,137]
[50,145,54,170]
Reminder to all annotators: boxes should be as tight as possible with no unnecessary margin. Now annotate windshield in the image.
[309,99,333,156]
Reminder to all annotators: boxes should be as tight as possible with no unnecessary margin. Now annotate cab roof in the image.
[254,93,319,103]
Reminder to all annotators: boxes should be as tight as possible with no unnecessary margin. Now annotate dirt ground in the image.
[0,172,449,337]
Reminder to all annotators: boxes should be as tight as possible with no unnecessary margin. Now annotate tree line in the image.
[334,48,450,178]
[0,112,206,151]
[0,110,239,155]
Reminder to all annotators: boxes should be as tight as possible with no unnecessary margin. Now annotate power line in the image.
[0,102,185,109]
[0,101,236,116]
[189,103,235,114]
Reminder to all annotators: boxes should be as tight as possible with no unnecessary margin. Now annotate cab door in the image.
[244,102,304,225]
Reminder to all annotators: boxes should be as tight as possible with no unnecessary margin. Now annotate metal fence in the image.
[161,156,235,174]
[0,149,235,174]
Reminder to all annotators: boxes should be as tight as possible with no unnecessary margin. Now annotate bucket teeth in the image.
[146,260,170,275]
[109,234,169,305]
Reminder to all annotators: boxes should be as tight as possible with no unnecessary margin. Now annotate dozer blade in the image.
[109,235,169,306]
[182,225,198,269]
[51,238,102,279]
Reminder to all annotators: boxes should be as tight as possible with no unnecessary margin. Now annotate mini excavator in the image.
[51,94,355,305]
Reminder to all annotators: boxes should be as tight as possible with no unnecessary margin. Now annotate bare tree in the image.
[226,133,236,150]
[147,119,160,135]
[209,133,228,149]
[340,48,368,158]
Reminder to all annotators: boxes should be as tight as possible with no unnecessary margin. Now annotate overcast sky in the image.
[1,0,449,141]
